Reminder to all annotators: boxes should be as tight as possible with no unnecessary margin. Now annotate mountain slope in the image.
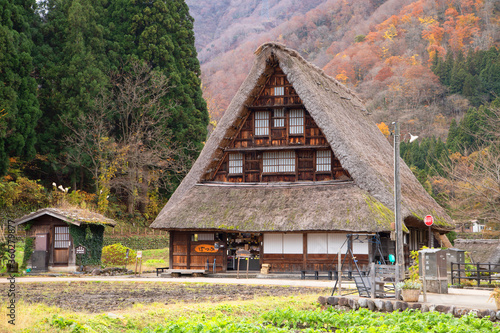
[187,0,499,137]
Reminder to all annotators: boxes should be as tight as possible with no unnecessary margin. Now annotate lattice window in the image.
[316,150,332,172]
[289,109,304,135]
[197,233,214,241]
[255,111,269,136]
[274,86,284,96]
[54,226,70,248]
[273,109,285,127]
[228,153,243,174]
[263,151,295,173]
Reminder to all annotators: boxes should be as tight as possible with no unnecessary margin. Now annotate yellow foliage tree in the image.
[377,122,390,138]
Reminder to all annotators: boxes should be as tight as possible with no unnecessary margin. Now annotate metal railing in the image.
[451,262,500,286]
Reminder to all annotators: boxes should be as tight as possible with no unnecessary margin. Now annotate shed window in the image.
[274,86,284,96]
[255,111,269,136]
[289,109,304,135]
[54,226,70,248]
[228,153,243,174]
[263,151,295,173]
[316,150,332,172]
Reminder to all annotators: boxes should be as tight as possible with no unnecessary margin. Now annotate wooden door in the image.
[53,226,70,265]
[171,232,189,269]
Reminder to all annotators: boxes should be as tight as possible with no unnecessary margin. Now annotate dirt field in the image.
[5,281,330,313]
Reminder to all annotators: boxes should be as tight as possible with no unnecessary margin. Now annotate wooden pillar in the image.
[259,234,263,267]
[303,233,307,270]
[187,232,191,269]
[169,231,174,269]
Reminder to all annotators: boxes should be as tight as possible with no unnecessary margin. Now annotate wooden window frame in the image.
[263,151,295,173]
[273,86,284,96]
[254,111,270,136]
[54,225,70,249]
[316,150,332,173]
[289,109,304,135]
[272,108,285,128]
[228,153,243,175]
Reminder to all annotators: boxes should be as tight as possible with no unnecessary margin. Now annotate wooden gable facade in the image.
[209,67,351,184]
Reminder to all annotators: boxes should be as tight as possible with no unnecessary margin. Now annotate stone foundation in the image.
[318,296,500,322]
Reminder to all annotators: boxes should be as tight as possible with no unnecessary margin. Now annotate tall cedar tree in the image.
[0,0,41,175]
[106,0,208,150]
[33,0,208,192]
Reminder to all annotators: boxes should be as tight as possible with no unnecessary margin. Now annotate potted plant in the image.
[395,249,422,302]
[488,288,500,310]
[396,280,422,302]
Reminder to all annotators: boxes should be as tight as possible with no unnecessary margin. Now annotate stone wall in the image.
[318,296,500,322]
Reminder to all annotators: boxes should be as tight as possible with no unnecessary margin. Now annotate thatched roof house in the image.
[151,42,453,273]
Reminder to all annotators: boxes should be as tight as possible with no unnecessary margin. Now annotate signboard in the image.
[137,251,142,258]
[424,215,434,227]
[194,244,218,253]
[75,245,86,255]
[236,249,252,258]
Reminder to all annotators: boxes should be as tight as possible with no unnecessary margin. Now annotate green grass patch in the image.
[3,295,498,333]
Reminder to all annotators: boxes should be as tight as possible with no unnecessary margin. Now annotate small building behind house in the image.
[455,220,485,233]
[15,207,116,272]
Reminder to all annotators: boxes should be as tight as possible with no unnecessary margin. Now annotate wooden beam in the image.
[246,104,304,110]
[225,145,329,152]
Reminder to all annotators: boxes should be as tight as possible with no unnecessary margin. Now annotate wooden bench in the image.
[300,270,337,280]
[156,267,169,276]
[159,269,208,277]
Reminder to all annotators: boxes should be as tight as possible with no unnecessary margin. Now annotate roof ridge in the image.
[256,42,363,103]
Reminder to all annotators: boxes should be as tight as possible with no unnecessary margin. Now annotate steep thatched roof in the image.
[454,239,500,264]
[151,42,453,233]
[14,207,116,227]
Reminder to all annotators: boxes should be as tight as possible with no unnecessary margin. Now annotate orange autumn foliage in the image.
[377,122,390,138]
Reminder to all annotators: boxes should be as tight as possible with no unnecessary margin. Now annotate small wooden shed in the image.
[15,207,116,272]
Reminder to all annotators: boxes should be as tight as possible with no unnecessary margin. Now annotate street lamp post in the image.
[393,122,404,296]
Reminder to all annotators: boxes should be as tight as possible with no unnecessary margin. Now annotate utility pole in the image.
[394,122,404,287]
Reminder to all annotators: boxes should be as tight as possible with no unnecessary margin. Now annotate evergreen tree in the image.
[33,0,208,193]
[479,61,500,102]
[462,73,481,106]
[446,119,459,153]
[33,0,110,188]
[0,0,41,175]
[111,0,209,149]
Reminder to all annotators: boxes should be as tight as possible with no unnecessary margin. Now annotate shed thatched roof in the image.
[151,42,453,233]
[14,207,116,227]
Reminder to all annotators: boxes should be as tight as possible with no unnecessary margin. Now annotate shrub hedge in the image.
[103,235,169,250]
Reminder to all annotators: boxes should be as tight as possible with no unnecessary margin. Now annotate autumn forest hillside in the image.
[189,0,500,234]
[190,0,499,135]
[0,0,499,236]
